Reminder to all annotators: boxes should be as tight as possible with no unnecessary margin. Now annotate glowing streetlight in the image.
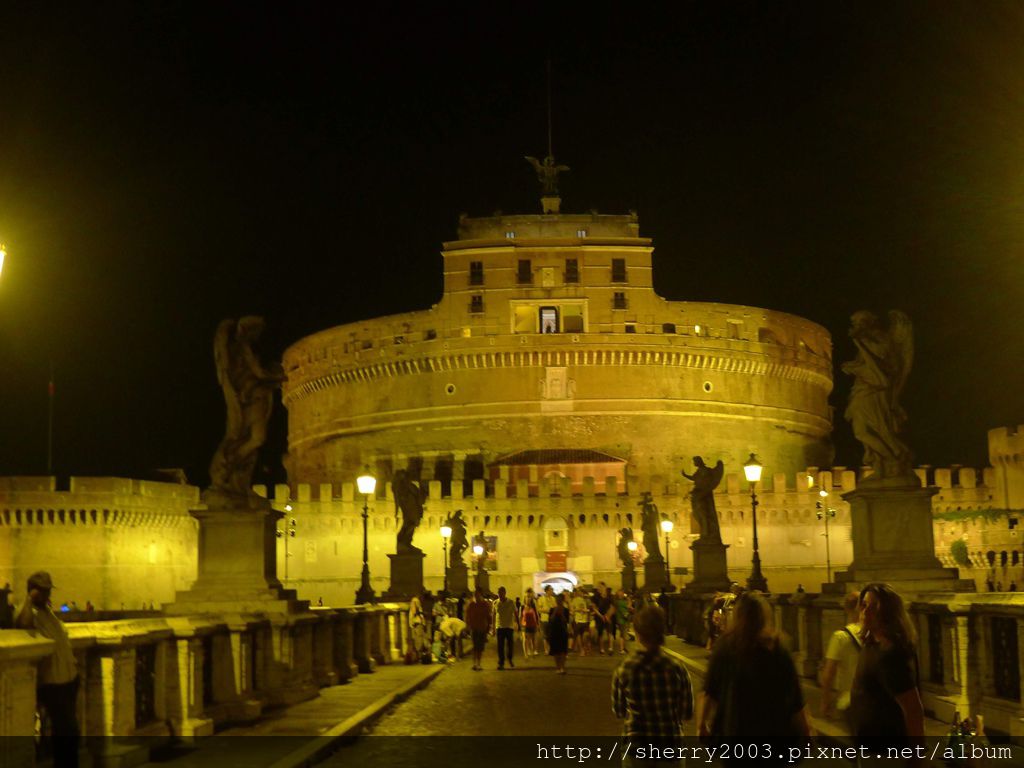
[0,243,6,279]
[744,453,768,592]
[660,518,674,588]
[809,475,837,583]
[440,524,452,595]
[355,467,377,604]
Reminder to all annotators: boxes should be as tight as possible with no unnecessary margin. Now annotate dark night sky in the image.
[0,3,1022,487]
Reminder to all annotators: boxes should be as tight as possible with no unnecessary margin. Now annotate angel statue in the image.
[682,457,725,545]
[841,310,914,480]
[638,493,662,561]
[393,469,428,554]
[617,528,636,569]
[446,509,469,568]
[208,317,286,498]
[525,154,570,197]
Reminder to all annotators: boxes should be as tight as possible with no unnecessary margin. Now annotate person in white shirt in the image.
[820,591,862,723]
[16,571,79,768]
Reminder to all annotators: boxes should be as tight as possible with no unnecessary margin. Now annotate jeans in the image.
[496,628,514,666]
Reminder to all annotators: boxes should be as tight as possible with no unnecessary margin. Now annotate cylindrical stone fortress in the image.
[283,211,833,487]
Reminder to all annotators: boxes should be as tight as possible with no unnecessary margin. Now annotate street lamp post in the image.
[744,453,769,592]
[473,543,485,593]
[660,518,674,589]
[355,467,377,605]
[809,475,837,583]
[440,524,452,596]
[275,504,296,583]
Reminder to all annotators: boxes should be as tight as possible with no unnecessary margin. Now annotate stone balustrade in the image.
[0,604,409,767]
[669,590,1024,737]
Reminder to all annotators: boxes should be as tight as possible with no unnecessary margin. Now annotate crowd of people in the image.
[407,581,658,673]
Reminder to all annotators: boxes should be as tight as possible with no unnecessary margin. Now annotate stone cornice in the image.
[283,346,832,406]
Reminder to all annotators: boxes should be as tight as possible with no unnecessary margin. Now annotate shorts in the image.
[608,622,618,637]
[594,620,606,637]
[574,622,589,636]
[471,630,488,651]
[524,627,537,635]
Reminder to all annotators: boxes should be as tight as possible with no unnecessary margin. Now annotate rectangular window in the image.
[662,323,676,334]
[612,258,627,283]
[539,306,559,334]
[517,259,532,284]
[565,259,579,284]
[470,295,484,314]
[576,229,587,238]
[514,305,536,333]
[625,323,636,334]
[613,292,627,310]
[562,305,584,333]
[505,231,516,239]
[469,261,484,286]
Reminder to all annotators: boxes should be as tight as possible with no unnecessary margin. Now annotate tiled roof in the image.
[490,449,626,466]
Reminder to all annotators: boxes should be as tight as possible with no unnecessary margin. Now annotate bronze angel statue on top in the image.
[841,310,914,480]
[524,155,570,197]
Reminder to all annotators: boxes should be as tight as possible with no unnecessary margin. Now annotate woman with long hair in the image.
[521,596,539,658]
[697,591,810,745]
[847,583,924,747]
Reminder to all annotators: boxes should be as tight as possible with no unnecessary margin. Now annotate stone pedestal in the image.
[621,565,637,593]
[686,540,732,593]
[383,551,425,601]
[167,491,307,614]
[828,478,975,594]
[643,557,667,592]
[474,567,490,596]
[448,562,470,595]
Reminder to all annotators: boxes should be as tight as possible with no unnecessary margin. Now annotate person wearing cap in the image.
[15,571,79,767]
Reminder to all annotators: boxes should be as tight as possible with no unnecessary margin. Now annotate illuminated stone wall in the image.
[0,477,198,610]
[282,212,833,488]
[0,460,1006,610]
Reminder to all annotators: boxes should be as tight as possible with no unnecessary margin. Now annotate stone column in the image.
[352,610,376,673]
[334,611,359,682]
[312,614,338,687]
[164,632,215,737]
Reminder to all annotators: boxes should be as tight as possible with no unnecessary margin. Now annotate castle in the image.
[3,196,1023,606]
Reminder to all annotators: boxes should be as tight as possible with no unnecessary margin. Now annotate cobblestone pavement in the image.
[319,643,629,767]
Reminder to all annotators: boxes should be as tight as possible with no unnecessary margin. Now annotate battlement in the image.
[0,476,200,528]
[452,211,642,242]
[267,463,997,508]
[989,425,1024,463]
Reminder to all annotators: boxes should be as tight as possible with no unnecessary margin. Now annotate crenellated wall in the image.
[0,477,199,610]
[1,460,1013,611]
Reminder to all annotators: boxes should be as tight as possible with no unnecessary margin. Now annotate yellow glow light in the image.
[440,525,452,539]
[0,244,6,278]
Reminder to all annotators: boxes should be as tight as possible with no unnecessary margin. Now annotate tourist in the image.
[820,591,862,724]
[612,588,632,654]
[697,592,810,746]
[547,591,571,674]
[705,596,726,649]
[612,606,693,743]
[592,584,614,654]
[409,590,427,658]
[15,572,80,768]
[465,588,491,671]
[520,595,539,658]
[84,601,94,613]
[571,587,591,655]
[536,585,556,654]
[847,583,924,750]
[438,614,467,661]
[0,582,13,629]
[492,586,519,669]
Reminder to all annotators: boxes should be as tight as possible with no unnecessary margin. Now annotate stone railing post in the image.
[312,612,338,687]
[164,622,216,737]
[352,609,376,673]
[334,611,359,682]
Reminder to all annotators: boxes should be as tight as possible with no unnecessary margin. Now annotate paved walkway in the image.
[138,663,443,768]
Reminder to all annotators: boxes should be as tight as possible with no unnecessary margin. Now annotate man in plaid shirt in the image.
[612,606,693,741]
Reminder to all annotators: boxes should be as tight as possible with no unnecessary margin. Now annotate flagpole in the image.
[47,360,54,476]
